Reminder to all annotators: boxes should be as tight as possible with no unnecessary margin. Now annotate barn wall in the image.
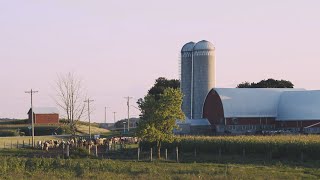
[276,120,320,128]
[35,114,59,124]
[202,89,224,125]
[225,117,275,125]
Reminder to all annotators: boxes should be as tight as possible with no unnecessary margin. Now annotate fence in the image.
[1,137,319,163]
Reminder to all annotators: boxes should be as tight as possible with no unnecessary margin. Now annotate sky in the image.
[1,0,320,122]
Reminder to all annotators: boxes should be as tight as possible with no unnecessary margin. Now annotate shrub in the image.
[0,130,19,137]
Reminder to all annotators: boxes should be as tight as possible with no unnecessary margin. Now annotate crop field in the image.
[0,135,320,179]
[140,135,320,160]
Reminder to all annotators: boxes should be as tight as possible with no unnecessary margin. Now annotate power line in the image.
[124,96,133,132]
[84,98,94,139]
[25,89,38,148]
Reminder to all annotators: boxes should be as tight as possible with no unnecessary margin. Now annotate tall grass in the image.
[0,156,319,179]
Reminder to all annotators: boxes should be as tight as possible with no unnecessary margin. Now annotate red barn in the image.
[28,107,59,124]
[202,88,320,134]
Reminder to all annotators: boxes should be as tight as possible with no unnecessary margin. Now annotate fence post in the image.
[137,147,140,161]
[66,144,70,158]
[95,145,98,157]
[176,146,179,163]
[62,144,65,158]
[88,145,91,155]
[150,148,153,162]
[23,140,25,148]
[165,149,168,160]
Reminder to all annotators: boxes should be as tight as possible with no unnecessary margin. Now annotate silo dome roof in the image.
[181,42,195,52]
[193,40,215,51]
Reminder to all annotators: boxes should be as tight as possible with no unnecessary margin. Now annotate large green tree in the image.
[237,78,294,88]
[137,88,185,159]
[148,77,180,98]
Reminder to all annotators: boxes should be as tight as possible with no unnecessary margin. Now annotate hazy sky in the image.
[1,0,320,122]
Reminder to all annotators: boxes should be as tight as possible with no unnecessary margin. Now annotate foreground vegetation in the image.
[141,135,320,160]
[0,155,319,180]
[0,134,320,179]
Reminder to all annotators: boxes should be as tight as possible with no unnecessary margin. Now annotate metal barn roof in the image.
[277,90,320,121]
[29,107,59,114]
[214,88,304,118]
[193,40,215,51]
[181,42,195,52]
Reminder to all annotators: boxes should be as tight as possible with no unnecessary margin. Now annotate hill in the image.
[76,124,110,135]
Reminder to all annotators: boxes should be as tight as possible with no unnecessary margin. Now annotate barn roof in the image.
[277,90,320,121]
[28,107,59,114]
[214,88,304,118]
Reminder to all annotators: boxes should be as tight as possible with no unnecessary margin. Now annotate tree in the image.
[237,78,294,88]
[137,88,185,159]
[148,77,180,99]
[55,72,87,138]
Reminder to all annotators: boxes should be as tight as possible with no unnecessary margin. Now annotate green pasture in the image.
[0,136,68,149]
[0,155,319,180]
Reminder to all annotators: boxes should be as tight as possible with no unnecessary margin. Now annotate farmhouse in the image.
[28,107,59,124]
[202,88,320,134]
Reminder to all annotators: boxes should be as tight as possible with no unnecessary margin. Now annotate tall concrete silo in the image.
[180,42,195,119]
[192,40,215,119]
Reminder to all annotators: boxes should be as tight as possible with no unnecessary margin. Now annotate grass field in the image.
[0,121,111,136]
[0,154,319,179]
[76,124,110,135]
[0,134,320,179]
[0,136,67,149]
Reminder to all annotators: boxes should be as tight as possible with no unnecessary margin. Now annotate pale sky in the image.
[1,0,320,122]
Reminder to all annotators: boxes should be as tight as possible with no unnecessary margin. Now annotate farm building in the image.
[174,119,212,135]
[201,88,320,134]
[28,107,59,124]
[178,41,320,135]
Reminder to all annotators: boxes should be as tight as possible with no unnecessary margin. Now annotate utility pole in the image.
[25,89,38,148]
[84,98,94,139]
[113,112,116,123]
[124,96,133,132]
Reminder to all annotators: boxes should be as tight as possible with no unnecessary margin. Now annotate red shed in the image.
[28,107,59,124]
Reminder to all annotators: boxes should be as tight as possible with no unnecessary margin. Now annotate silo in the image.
[192,40,215,119]
[180,42,195,119]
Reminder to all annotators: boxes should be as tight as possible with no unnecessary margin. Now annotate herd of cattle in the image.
[37,136,139,151]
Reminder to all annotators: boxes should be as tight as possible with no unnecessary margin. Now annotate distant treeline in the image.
[0,119,28,124]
